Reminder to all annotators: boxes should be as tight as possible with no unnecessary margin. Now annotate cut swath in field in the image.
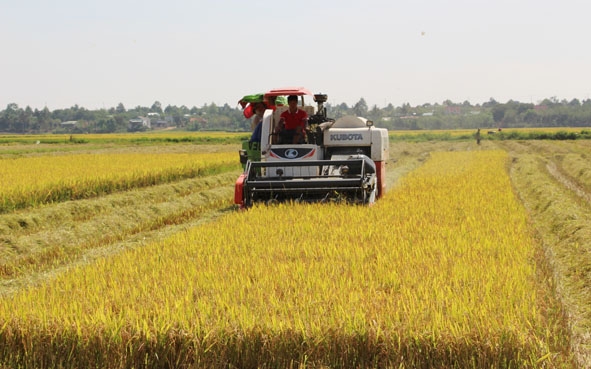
[0,171,238,291]
[0,150,568,368]
[502,141,591,368]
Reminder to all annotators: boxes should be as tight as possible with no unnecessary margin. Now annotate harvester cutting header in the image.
[234,87,389,208]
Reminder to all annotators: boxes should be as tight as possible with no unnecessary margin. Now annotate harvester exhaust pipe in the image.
[313,94,328,118]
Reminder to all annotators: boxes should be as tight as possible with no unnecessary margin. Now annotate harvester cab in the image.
[235,87,389,208]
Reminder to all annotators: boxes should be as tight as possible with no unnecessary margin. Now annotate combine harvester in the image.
[234,87,389,208]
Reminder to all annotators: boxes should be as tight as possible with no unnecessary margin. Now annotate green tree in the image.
[150,101,163,114]
[352,98,368,117]
[368,104,382,121]
[383,103,395,115]
[96,116,117,133]
[33,107,50,132]
[400,103,411,116]
[2,103,20,132]
[19,106,35,133]
[492,105,506,126]
[116,103,126,113]
[569,98,581,107]
[164,105,184,126]
[205,102,219,115]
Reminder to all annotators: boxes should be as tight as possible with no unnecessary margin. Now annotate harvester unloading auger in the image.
[234,87,389,208]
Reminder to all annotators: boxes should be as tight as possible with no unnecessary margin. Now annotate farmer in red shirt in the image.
[275,95,308,144]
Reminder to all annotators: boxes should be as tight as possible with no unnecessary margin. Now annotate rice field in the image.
[0,148,572,368]
[0,151,239,212]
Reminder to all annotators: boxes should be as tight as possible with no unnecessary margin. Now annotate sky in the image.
[2,0,591,111]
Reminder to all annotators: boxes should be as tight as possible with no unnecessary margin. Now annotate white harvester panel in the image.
[325,127,373,147]
[371,127,389,161]
[265,144,322,177]
[323,115,389,162]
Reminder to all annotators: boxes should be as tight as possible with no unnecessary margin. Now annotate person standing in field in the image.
[475,128,481,145]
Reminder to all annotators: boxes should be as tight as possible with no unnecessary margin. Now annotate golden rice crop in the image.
[0,150,560,368]
[0,131,245,144]
[0,152,238,212]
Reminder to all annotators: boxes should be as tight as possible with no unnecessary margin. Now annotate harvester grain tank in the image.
[235,87,389,208]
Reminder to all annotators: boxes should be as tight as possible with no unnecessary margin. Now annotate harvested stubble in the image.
[0,150,561,368]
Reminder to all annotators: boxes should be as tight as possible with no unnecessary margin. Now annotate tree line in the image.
[1,96,591,134]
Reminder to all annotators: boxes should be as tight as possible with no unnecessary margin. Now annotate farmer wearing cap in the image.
[275,95,308,144]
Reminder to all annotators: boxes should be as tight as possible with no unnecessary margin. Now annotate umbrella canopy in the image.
[238,93,264,109]
[264,87,313,97]
[238,91,289,119]
[238,93,264,119]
